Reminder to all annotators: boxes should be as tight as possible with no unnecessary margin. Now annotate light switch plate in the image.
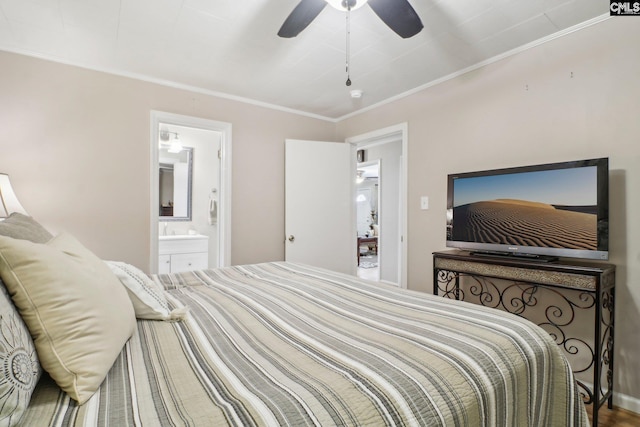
[420,196,429,210]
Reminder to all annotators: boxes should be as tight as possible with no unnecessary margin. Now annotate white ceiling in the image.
[0,0,608,120]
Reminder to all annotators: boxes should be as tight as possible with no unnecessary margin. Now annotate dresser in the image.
[432,250,615,426]
[158,235,209,273]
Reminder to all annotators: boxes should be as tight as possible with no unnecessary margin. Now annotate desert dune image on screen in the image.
[452,167,598,250]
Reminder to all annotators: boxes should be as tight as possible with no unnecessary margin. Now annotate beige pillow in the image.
[0,233,136,404]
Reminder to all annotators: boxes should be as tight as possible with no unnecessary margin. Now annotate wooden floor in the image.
[590,406,640,426]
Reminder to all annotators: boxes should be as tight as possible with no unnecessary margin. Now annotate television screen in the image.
[446,158,609,261]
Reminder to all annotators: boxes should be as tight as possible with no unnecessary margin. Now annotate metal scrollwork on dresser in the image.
[433,250,615,427]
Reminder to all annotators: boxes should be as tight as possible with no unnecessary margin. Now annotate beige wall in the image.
[1,16,639,406]
[0,51,336,269]
[337,17,640,407]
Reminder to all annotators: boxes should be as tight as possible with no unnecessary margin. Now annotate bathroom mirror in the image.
[159,145,193,221]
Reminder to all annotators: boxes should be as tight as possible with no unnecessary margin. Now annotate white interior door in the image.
[285,139,355,275]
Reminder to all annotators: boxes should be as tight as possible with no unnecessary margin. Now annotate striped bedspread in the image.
[22,262,588,426]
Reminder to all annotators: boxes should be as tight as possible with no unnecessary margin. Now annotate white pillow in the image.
[106,261,187,321]
[0,233,136,404]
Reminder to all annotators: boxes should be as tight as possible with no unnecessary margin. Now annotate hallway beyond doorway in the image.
[357,253,379,281]
[347,122,408,288]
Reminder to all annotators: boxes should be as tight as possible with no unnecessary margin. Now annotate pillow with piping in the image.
[0,233,136,404]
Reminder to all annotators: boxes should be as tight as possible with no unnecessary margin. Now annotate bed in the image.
[0,215,587,426]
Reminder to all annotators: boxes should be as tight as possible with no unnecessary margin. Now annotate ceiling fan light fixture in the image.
[325,0,368,11]
[278,0,422,40]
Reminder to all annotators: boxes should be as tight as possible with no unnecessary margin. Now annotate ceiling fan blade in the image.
[278,0,327,38]
[367,0,423,38]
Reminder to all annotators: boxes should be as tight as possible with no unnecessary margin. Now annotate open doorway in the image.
[349,123,407,288]
[356,161,380,281]
[158,123,220,270]
[150,111,232,273]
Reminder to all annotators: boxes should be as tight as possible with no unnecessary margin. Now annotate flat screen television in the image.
[446,158,609,261]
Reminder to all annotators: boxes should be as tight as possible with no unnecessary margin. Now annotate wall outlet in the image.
[420,196,429,210]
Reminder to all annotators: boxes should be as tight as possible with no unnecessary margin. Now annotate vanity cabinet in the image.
[158,235,209,273]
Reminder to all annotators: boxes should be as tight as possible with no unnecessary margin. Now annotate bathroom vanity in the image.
[158,234,209,273]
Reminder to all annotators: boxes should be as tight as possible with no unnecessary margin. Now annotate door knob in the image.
[288,235,295,242]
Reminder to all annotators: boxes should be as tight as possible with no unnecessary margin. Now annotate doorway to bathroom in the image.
[150,111,232,273]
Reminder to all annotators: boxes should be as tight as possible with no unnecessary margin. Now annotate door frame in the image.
[150,111,232,272]
[347,123,408,288]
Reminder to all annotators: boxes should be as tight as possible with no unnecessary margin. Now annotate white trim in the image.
[0,46,332,122]
[347,123,408,289]
[579,380,640,415]
[0,14,610,123]
[334,14,612,121]
[150,111,232,272]
[614,391,640,414]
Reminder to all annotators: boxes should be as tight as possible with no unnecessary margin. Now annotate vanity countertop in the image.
[159,234,208,241]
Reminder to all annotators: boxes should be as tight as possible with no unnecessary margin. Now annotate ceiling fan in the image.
[278,0,423,39]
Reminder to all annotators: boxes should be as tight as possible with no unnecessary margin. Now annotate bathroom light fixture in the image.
[159,129,171,142]
[159,129,183,153]
[167,133,184,154]
[356,170,365,184]
[0,174,28,218]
